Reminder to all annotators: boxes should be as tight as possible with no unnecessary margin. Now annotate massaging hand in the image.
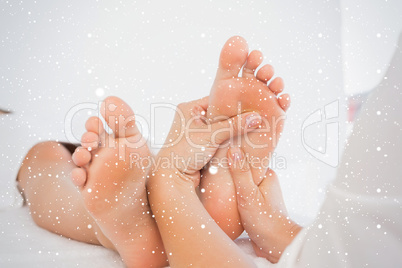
[155,96,262,184]
[227,146,302,263]
[148,97,262,267]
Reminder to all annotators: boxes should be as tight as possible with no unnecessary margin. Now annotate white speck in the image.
[377,111,381,115]
[87,69,92,74]
[318,33,323,38]
[377,69,381,74]
[87,188,92,193]
[200,188,206,193]
[377,147,381,151]
[376,33,381,38]
[318,224,323,229]
[201,147,205,151]
[201,69,206,74]
[377,188,381,193]
[201,110,206,115]
[87,224,92,229]
[200,33,206,38]
[201,224,206,229]
[377,224,381,229]
[96,88,105,97]
[88,33,92,38]
[318,69,323,74]
[208,165,218,175]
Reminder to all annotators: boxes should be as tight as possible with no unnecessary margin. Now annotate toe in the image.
[85,116,104,135]
[72,147,92,167]
[216,36,249,80]
[256,64,274,83]
[81,132,99,150]
[278,93,291,112]
[242,50,263,78]
[71,168,87,187]
[100,96,139,138]
[268,77,284,95]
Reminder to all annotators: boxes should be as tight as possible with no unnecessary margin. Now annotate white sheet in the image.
[0,206,273,267]
[0,207,123,268]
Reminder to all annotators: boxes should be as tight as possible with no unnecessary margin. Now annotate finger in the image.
[182,96,210,111]
[177,97,210,123]
[258,168,278,194]
[209,112,262,145]
[194,96,209,111]
[228,146,259,208]
[258,168,288,214]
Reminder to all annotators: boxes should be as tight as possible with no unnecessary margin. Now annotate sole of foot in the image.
[200,36,291,239]
[71,96,167,267]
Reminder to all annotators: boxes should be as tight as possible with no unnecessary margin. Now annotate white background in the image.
[1,0,401,224]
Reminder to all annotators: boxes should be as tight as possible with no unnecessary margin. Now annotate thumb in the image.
[206,112,262,146]
[228,146,260,208]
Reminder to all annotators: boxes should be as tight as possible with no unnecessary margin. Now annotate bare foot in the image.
[200,36,291,239]
[71,96,167,267]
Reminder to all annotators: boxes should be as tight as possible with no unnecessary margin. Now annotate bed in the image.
[0,205,273,267]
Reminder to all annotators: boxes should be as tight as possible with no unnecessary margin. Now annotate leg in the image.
[147,98,260,267]
[17,141,109,246]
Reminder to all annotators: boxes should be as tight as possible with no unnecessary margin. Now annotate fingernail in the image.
[246,113,262,128]
[230,146,243,161]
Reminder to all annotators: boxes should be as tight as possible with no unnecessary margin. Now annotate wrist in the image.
[253,214,302,263]
[148,165,197,196]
